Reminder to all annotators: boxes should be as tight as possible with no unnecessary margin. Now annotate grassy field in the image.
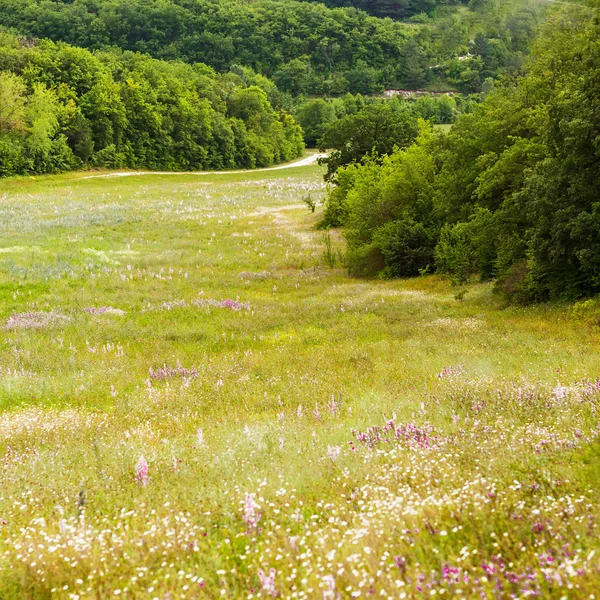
[0,165,599,599]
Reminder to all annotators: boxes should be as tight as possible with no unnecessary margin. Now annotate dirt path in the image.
[82,153,327,179]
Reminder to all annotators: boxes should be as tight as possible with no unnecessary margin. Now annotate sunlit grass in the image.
[0,165,599,598]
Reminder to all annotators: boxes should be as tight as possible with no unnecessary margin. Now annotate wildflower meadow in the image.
[0,164,599,599]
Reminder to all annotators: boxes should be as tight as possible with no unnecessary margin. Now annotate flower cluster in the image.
[243,493,262,530]
[352,420,439,450]
[4,310,70,330]
[83,306,126,316]
[193,298,251,311]
[149,364,199,381]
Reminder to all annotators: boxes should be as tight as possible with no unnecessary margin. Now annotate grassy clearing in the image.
[0,166,599,599]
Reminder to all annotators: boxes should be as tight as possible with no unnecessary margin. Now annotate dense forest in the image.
[0,0,545,178]
[0,0,544,94]
[0,34,304,176]
[320,2,600,302]
[294,92,460,147]
[298,0,468,19]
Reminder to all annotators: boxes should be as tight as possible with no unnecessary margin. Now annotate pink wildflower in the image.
[243,493,261,529]
[328,395,338,416]
[136,456,149,487]
[258,568,277,596]
[437,365,464,379]
[288,535,299,551]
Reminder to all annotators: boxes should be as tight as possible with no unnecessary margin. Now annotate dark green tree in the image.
[318,100,419,181]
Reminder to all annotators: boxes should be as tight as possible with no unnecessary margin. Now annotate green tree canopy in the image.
[322,2,600,302]
[317,100,419,181]
[0,33,304,176]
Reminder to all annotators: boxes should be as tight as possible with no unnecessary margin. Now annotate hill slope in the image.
[0,0,545,93]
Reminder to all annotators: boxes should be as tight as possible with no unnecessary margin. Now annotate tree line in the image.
[294,92,462,147]
[0,0,544,95]
[297,0,468,20]
[320,2,600,302]
[0,33,304,177]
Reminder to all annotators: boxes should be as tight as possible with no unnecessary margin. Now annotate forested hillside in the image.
[297,0,468,19]
[321,2,600,302]
[0,0,544,94]
[0,33,304,176]
[0,0,554,180]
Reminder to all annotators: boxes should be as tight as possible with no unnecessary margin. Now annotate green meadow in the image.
[0,164,599,599]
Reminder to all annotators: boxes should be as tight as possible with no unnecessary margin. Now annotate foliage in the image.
[295,92,458,146]
[569,298,600,327]
[323,2,600,302]
[297,0,468,19]
[317,100,419,181]
[0,34,304,176]
[412,93,456,123]
[372,219,435,278]
[0,71,26,134]
[0,0,546,94]
[295,99,338,148]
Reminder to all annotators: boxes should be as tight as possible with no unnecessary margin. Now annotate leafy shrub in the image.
[493,260,530,304]
[91,144,127,169]
[435,208,497,282]
[347,243,386,277]
[320,164,358,228]
[372,219,435,278]
[569,299,600,326]
[0,136,25,176]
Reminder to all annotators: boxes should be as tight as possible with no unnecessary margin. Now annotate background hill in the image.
[295,0,468,19]
[0,0,545,94]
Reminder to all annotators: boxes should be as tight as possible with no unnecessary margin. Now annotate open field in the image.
[0,165,600,599]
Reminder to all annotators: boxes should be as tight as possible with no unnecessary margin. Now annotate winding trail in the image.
[83,153,327,179]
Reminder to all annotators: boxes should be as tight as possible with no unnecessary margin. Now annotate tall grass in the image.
[0,166,599,598]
